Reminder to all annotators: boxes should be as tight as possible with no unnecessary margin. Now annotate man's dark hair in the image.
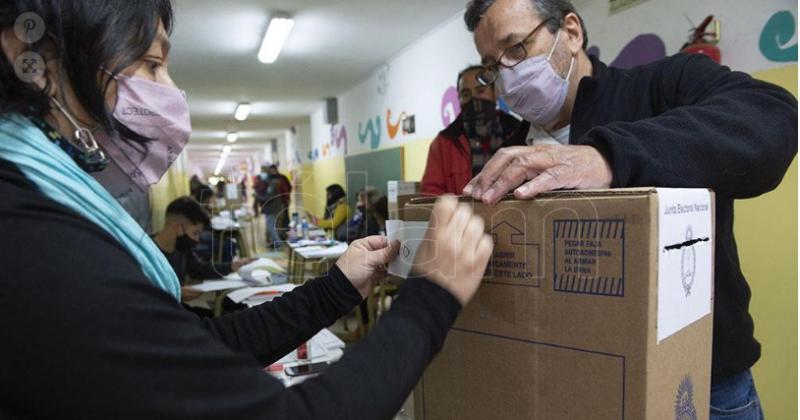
[166,196,210,227]
[457,64,489,90]
[0,0,175,144]
[464,0,589,50]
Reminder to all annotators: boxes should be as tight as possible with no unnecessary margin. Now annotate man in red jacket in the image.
[421,65,520,195]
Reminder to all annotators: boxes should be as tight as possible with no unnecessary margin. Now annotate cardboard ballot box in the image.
[387,181,422,220]
[403,188,715,420]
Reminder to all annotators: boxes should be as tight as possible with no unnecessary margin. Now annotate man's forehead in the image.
[475,0,540,57]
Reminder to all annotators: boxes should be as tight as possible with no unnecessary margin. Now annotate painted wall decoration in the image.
[440,85,461,128]
[358,115,382,150]
[760,10,798,62]
[386,109,409,139]
[588,33,667,69]
[307,148,320,162]
[331,125,348,151]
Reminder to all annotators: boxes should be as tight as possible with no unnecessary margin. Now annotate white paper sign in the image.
[386,220,430,278]
[656,188,713,343]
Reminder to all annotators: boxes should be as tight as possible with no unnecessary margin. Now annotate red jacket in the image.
[421,112,520,195]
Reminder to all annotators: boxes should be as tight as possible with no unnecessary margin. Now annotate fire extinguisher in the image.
[681,15,722,64]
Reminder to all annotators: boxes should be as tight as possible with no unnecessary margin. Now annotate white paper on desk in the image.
[386,220,430,278]
[656,188,713,343]
[187,279,250,292]
[312,328,345,351]
[227,284,297,303]
[297,243,348,259]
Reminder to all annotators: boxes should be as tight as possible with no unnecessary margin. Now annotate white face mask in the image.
[497,30,574,126]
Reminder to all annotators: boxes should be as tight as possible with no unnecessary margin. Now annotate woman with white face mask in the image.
[0,1,494,418]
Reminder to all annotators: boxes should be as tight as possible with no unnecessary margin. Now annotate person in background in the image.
[189,175,204,201]
[270,164,293,239]
[257,165,290,249]
[309,184,352,233]
[151,197,254,301]
[337,187,381,243]
[462,1,797,418]
[421,64,520,195]
[372,195,389,234]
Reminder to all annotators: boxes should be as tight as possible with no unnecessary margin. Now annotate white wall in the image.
[300,0,795,165]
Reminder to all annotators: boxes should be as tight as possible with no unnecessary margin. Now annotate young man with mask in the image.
[462,0,797,418]
[152,196,254,300]
[421,65,519,195]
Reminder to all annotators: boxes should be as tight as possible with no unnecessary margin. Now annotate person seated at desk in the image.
[337,187,381,243]
[308,183,351,233]
[152,196,254,301]
[0,3,494,417]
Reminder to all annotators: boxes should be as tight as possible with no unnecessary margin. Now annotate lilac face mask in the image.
[498,30,574,127]
[95,73,191,192]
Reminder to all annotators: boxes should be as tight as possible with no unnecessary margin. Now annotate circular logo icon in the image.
[13,51,46,84]
[14,12,46,44]
[675,376,697,420]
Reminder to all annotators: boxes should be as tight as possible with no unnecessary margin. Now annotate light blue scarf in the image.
[0,114,181,300]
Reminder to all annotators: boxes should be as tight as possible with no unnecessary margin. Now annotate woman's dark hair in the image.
[326,184,346,208]
[0,0,174,144]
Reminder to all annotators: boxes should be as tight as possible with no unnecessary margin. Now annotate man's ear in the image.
[563,12,584,56]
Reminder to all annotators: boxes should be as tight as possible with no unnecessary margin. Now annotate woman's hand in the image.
[335,236,401,299]
[411,196,494,306]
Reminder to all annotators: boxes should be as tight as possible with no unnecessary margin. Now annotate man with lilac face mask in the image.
[463,1,797,419]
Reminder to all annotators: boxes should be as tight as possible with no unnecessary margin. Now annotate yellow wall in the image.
[296,156,347,217]
[403,138,434,182]
[735,64,797,419]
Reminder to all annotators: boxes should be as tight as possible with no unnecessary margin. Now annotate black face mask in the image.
[175,234,199,254]
[461,98,502,141]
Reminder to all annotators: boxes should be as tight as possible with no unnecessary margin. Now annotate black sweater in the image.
[0,160,461,419]
[508,53,797,382]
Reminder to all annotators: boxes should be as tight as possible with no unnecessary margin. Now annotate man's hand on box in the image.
[411,196,494,306]
[336,236,400,299]
[462,144,613,205]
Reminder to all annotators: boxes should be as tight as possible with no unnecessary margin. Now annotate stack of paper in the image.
[186,279,250,293]
[227,283,298,307]
[296,242,348,259]
[238,257,286,285]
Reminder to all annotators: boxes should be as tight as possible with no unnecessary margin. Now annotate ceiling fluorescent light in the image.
[226,132,239,143]
[258,16,295,64]
[235,103,251,121]
[214,156,227,176]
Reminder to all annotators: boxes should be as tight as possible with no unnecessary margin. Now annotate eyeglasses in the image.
[477,18,555,86]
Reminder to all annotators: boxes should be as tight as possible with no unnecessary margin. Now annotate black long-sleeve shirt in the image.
[158,244,232,284]
[509,53,798,382]
[0,159,461,419]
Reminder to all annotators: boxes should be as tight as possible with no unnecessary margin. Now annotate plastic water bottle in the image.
[301,218,309,239]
